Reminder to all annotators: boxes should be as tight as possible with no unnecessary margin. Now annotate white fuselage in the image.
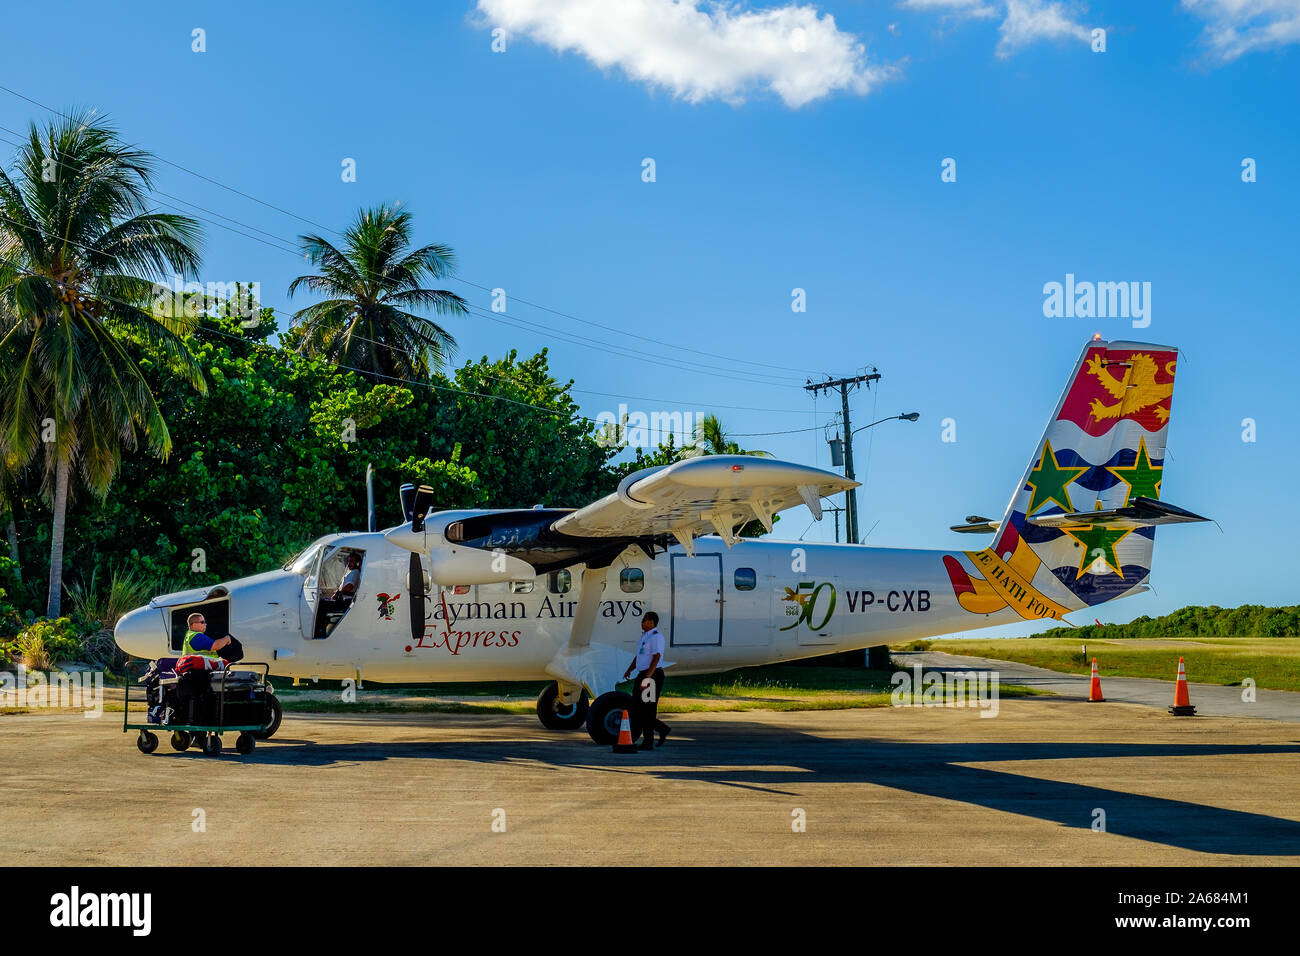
[115,530,1027,685]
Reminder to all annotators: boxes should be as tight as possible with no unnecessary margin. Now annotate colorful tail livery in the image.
[944,338,1207,621]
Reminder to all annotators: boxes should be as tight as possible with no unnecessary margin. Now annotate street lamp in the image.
[852,411,920,436]
[841,412,919,544]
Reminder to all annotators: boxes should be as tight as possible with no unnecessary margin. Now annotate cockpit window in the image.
[284,536,339,573]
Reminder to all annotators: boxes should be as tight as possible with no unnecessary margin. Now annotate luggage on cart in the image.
[125,658,272,757]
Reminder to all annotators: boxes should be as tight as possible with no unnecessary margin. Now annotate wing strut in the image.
[544,563,627,702]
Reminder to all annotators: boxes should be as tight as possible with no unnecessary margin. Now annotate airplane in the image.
[115,336,1208,744]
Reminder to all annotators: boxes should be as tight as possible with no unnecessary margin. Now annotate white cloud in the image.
[475,0,897,108]
[902,0,997,19]
[995,0,1092,57]
[1181,0,1300,62]
[902,0,1093,57]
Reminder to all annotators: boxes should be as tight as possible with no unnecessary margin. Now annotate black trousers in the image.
[634,668,669,745]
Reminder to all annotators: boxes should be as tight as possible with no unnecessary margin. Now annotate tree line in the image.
[0,110,754,652]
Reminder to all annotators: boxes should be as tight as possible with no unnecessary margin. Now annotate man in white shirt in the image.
[623,610,670,749]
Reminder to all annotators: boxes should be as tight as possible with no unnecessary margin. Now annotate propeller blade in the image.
[408,551,426,645]
[399,483,416,524]
[411,485,435,533]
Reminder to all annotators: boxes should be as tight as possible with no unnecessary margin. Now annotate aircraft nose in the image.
[115,605,166,660]
[385,525,426,553]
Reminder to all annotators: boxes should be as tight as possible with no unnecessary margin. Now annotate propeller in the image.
[398,484,435,643]
[408,552,426,645]
[411,485,435,533]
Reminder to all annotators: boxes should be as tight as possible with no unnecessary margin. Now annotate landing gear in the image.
[170,730,191,752]
[536,682,589,730]
[253,692,282,740]
[586,691,637,745]
[136,729,158,754]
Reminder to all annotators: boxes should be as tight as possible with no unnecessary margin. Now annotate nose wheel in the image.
[253,693,282,740]
[536,682,589,730]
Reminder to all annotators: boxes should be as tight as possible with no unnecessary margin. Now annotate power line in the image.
[0,206,837,431]
[0,126,805,390]
[0,84,826,380]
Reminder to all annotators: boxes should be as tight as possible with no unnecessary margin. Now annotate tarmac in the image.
[4,686,1300,865]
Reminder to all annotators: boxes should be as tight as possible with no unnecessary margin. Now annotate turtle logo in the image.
[376,592,401,621]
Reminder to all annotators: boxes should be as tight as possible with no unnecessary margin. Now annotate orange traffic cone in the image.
[1088,658,1104,702]
[1168,657,1196,716]
[613,709,639,753]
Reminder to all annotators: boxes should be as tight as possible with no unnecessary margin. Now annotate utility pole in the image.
[823,504,845,543]
[805,370,880,544]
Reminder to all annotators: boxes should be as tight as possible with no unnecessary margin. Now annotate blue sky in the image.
[1,0,1297,633]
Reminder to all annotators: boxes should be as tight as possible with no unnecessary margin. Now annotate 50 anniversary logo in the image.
[781,581,836,631]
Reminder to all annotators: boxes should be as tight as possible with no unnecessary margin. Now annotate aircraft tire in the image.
[586,690,637,745]
[253,693,282,740]
[536,683,589,730]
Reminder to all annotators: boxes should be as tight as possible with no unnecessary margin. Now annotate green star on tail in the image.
[1065,524,1133,579]
[1106,437,1162,505]
[1025,440,1088,515]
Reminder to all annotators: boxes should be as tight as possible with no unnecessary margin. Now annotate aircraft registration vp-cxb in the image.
[115,338,1208,743]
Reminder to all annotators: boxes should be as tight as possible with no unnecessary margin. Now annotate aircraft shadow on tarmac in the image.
[230,717,1300,856]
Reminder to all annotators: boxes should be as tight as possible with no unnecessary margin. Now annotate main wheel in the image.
[235,732,255,755]
[586,691,637,745]
[170,730,191,752]
[536,683,590,730]
[253,693,282,740]
[202,733,222,757]
[136,730,159,754]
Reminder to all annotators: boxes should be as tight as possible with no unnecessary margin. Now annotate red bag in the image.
[175,655,223,674]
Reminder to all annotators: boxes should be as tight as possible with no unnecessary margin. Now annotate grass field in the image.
[906,636,1300,692]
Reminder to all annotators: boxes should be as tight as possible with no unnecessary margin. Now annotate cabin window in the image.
[619,568,644,593]
[734,568,757,591]
[510,581,534,594]
[549,569,571,594]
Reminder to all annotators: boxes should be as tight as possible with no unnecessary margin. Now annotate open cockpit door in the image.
[299,544,367,640]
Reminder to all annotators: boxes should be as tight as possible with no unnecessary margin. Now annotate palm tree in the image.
[288,205,469,382]
[678,413,770,460]
[0,111,206,617]
[677,413,772,537]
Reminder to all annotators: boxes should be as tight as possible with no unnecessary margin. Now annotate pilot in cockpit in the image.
[331,553,362,603]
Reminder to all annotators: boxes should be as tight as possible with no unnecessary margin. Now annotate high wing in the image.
[551,455,857,554]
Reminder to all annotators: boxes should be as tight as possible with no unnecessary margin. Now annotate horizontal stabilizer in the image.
[1024,496,1209,531]
[950,520,999,534]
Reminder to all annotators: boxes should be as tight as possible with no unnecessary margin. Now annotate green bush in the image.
[1,617,82,669]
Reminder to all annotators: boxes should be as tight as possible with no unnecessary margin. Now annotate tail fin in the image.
[990,338,1181,609]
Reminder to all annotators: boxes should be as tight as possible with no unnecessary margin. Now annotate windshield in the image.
[283,537,336,573]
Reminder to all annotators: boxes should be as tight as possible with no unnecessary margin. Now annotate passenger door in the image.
[669,552,723,647]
